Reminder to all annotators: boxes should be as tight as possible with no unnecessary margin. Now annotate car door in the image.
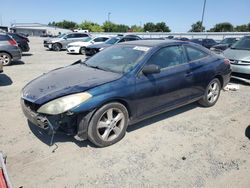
[135,45,194,118]
[184,45,212,98]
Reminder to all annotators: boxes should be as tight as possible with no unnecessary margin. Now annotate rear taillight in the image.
[8,39,17,46]
[224,59,230,65]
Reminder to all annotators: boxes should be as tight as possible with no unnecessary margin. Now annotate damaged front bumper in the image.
[21,99,93,143]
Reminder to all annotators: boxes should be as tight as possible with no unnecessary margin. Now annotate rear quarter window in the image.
[185,46,208,61]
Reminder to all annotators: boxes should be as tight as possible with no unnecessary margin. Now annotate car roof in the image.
[119,39,183,47]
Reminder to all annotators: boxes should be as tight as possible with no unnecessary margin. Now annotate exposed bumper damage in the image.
[21,99,93,145]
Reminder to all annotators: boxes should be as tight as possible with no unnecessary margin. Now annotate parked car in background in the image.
[0,33,22,65]
[210,37,239,53]
[66,36,111,54]
[7,32,30,52]
[85,35,141,56]
[173,37,190,41]
[21,40,231,147]
[43,32,90,51]
[190,38,217,49]
[223,36,250,83]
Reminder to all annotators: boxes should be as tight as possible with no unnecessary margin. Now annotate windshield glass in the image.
[105,37,120,44]
[220,38,236,44]
[84,45,150,74]
[231,37,250,50]
[57,33,67,38]
[82,37,92,42]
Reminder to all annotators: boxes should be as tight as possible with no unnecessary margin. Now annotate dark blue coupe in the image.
[21,40,231,147]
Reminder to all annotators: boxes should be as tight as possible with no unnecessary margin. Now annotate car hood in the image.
[68,41,90,46]
[22,64,121,104]
[223,48,250,61]
[87,43,112,49]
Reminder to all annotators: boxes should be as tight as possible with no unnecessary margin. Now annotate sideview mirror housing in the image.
[142,64,161,75]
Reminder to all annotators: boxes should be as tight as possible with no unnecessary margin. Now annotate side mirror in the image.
[63,36,67,40]
[142,64,160,75]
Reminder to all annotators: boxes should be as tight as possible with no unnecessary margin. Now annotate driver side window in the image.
[147,46,187,70]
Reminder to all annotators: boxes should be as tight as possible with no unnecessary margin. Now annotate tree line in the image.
[48,20,250,32]
[48,20,171,32]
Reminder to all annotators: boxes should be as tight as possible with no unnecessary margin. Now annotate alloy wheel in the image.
[0,53,11,65]
[97,108,125,142]
[207,81,219,104]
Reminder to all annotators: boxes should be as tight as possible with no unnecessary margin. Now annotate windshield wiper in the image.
[88,65,108,71]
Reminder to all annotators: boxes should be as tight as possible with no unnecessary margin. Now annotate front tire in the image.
[52,43,62,51]
[198,78,221,107]
[80,47,86,55]
[88,102,129,147]
[0,52,11,66]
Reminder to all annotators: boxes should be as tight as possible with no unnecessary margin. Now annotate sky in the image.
[0,0,249,32]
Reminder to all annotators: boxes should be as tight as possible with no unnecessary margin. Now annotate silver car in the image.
[43,32,90,51]
[0,33,22,66]
[223,36,250,83]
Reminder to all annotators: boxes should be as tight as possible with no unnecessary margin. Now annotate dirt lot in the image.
[0,37,249,188]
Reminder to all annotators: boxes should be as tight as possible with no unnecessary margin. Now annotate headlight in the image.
[99,47,104,51]
[210,47,215,50]
[37,92,92,115]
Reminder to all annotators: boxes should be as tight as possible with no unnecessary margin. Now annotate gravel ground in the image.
[0,37,249,188]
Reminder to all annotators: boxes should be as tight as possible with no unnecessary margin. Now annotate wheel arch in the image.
[0,51,12,59]
[214,75,224,88]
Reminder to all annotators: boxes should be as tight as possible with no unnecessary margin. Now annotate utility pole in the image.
[108,12,111,22]
[201,0,207,32]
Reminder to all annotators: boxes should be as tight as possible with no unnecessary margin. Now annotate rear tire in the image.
[198,78,221,107]
[0,52,11,66]
[52,43,62,51]
[87,102,129,147]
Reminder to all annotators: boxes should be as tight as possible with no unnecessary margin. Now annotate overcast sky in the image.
[0,0,249,32]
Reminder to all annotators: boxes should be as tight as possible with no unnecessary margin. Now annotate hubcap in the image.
[97,108,125,142]
[207,81,219,103]
[0,54,10,65]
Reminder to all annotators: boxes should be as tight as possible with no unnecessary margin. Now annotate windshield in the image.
[231,37,250,50]
[220,38,236,44]
[83,45,150,74]
[56,33,67,38]
[82,37,92,42]
[105,37,120,44]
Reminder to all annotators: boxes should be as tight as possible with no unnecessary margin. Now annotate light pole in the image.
[108,12,111,22]
[201,0,207,32]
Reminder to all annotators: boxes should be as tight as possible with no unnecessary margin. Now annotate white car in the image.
[66,36,110,54]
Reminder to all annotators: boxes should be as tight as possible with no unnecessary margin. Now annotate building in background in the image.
[10,23,71,36]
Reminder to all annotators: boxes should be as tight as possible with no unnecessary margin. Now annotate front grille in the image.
[232,72,250,79]
[23,99,41,112]
[229,59,250,66]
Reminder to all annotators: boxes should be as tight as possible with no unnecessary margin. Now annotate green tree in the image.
[113,24,129,32]
[49,20,77,29]
[78,21,103,32]
[208,22,234,32]
[130,25,144,32]
[143,22,171,32]
[102,21,116,32]
[155,22,171,32]
[189,21,205,32]
[143,22,156,32]
[234,23,250,32]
